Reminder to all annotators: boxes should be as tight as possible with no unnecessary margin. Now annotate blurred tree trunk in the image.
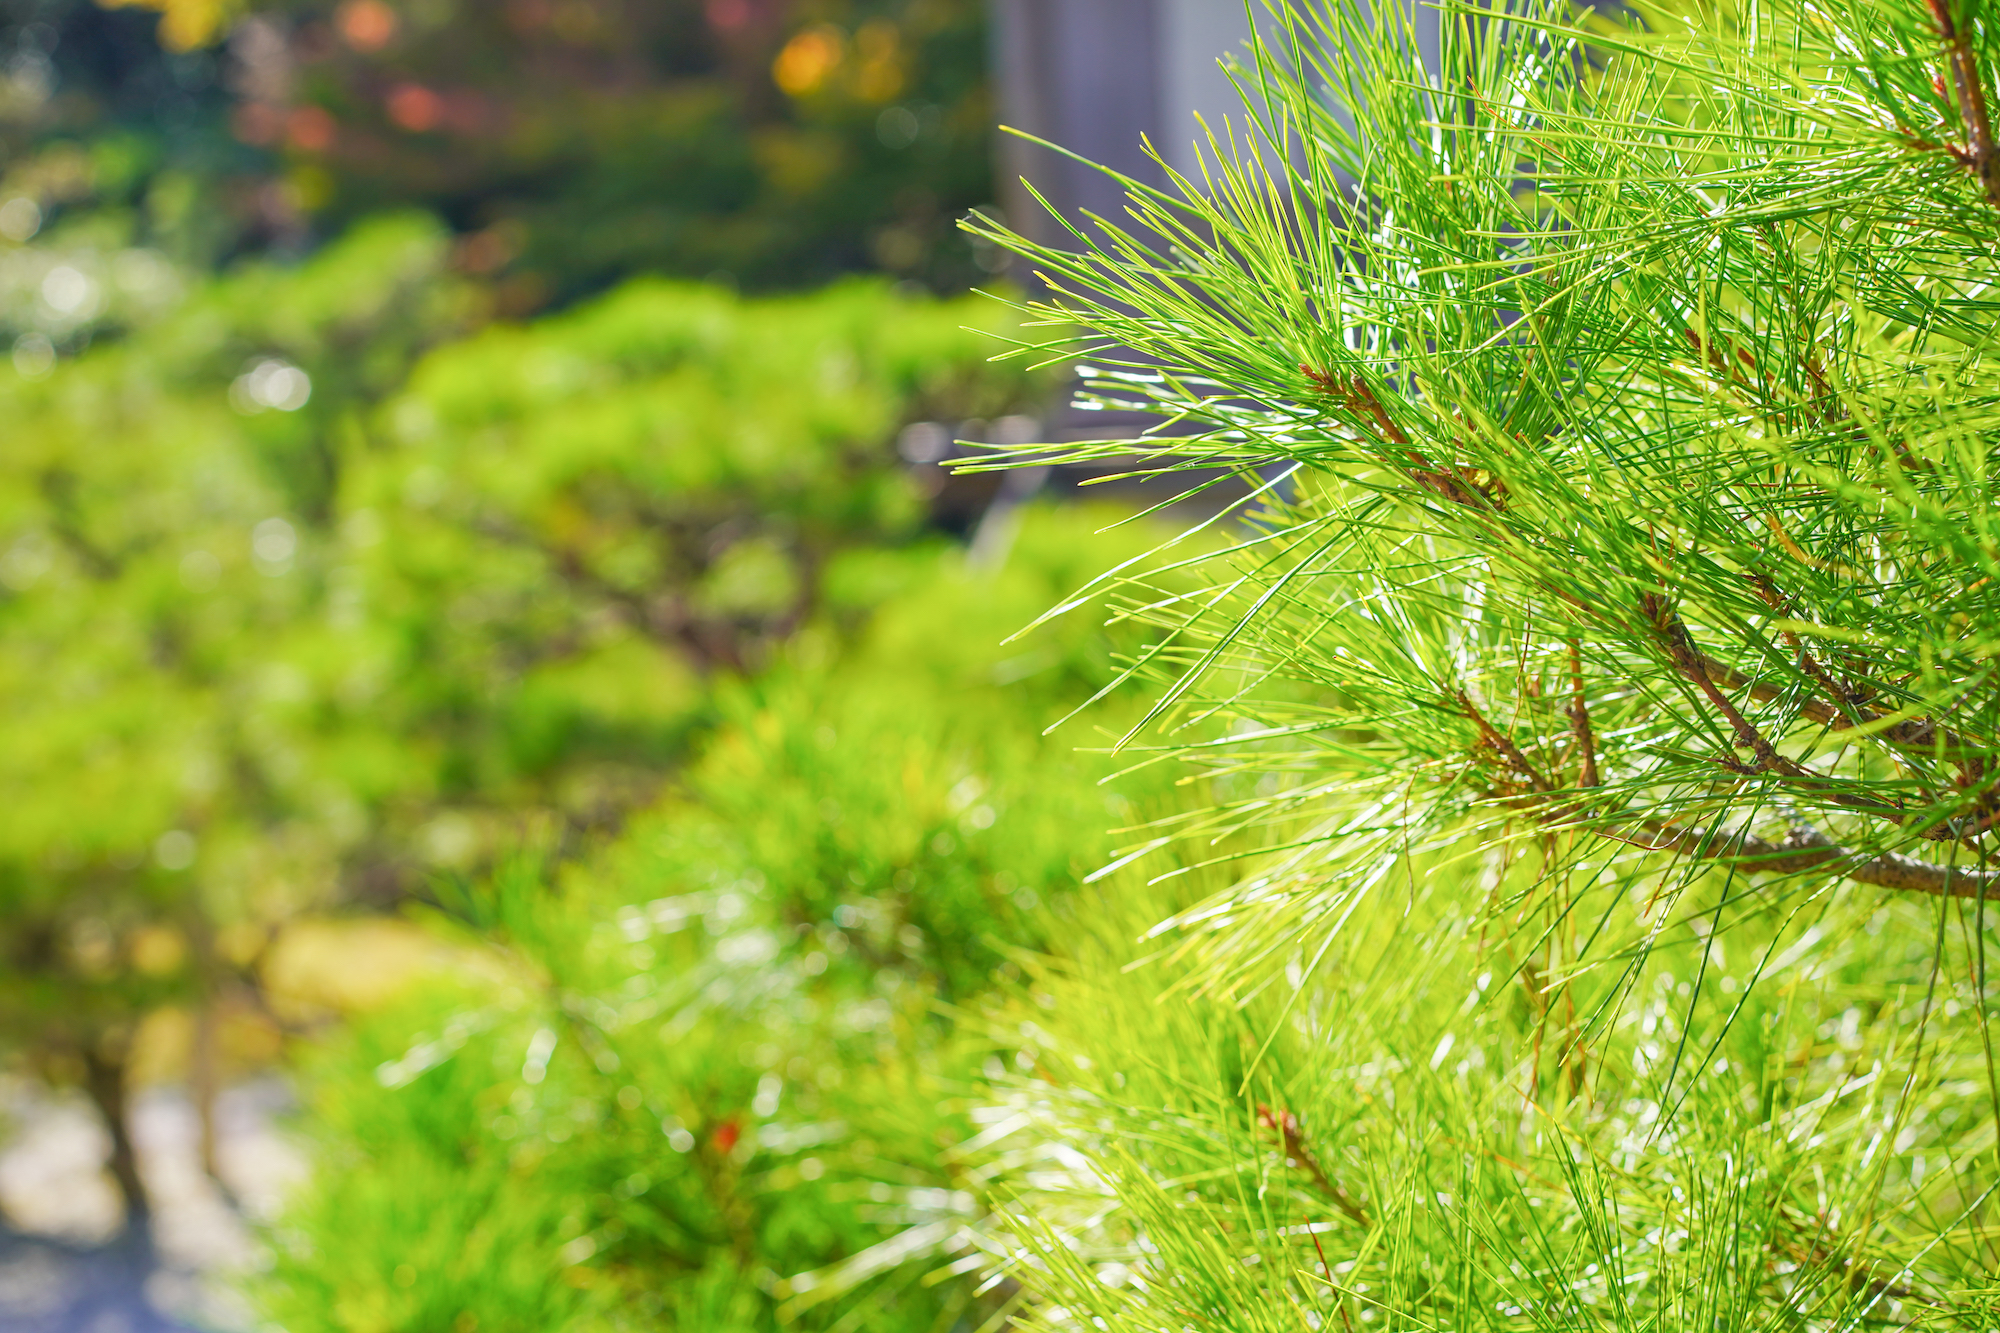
[192,994,233,1205]
[189,922,238,1207]
[80,1043,151,1242]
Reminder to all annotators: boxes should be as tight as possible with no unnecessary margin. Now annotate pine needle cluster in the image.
[959,0,2000,1324]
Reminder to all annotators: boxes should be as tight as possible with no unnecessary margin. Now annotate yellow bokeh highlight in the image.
[852,21,905,103]
[261,917,465,1021]
[128,924,189,977]
[772,25,845,98]
[96,0,244,51]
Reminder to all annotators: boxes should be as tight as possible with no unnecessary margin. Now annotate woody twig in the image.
[1929,0,2000,206]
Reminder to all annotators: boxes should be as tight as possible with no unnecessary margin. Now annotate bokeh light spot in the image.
[386,83,443,132]
[287,105,337,152]
[232,358,312,413]
[12,333,54,379]
[153,830,197,871]
[336,0,399,52]
[773,26,843,97]
[0,197,41,242]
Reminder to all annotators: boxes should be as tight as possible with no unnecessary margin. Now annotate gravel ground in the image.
[0,1080,304,1332]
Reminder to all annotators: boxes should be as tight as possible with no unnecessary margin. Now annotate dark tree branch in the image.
[1588,816,2000,900]
[81,1043,151,1242]
[1642,594,1947,837]
[1471,721,2000,900]
[1644,591,1803,776]
[1300,366,1508,509]
[39,470,121,580]
[1743,573,1983,784]
[1929,0,2000,206]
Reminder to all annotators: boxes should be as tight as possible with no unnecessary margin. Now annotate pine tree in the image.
[963,0,2000,1324]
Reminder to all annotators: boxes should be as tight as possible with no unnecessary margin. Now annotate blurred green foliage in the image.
[0,215,473,1103]
[257,511,1188,1333]
[0,0,1072,1311]
[0,218,1044,1224]
[338,271,1045,870]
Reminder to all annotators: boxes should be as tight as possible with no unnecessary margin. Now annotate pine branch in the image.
[1929,0,2000,206]
[1588,816,1999,899]
[1643,592,1809,778]
[1695,650,1986,768]
[1257,1104,1371,1227]
[1641,593,1958,840]
[1460,690,1553,794]
[1467,678,1996,896]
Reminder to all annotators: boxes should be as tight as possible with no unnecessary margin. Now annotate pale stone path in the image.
[0,1079,305,1331]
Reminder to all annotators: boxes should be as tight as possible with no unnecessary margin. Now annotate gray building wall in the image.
[1157,0,1259,178]
[987,1,1445,240]
[988,0,1256,247]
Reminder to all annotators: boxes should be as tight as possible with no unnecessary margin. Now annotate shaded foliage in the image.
[1,0,997,307]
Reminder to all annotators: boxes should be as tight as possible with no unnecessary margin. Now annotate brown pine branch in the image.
[1901,126,1978,167]
[1583,815,2000,900]
[1462,721,2000,899]
[1693,648,1984,768]
[1299,365,1507,509]
[1641,594,1951,836]
[1258,1104,1371,1227]
[1643,591,1804,776]
[1745,575,1874,725]
[1459,690,1553,793]
[1929,0,2000,206]
[1746,572,1973,814]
